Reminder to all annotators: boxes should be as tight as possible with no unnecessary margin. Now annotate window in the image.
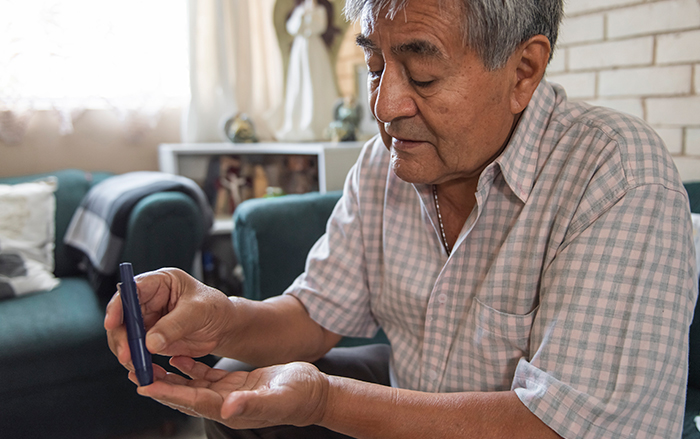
[0,0,189,114]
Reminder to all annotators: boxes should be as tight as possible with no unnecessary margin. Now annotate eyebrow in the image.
[356,34,379,52]
[355,33,445,60]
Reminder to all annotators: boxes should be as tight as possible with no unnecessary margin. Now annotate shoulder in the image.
[527,82,689,234]
[546,83,685,194]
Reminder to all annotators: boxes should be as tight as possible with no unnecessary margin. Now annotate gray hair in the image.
[344,0,563,70]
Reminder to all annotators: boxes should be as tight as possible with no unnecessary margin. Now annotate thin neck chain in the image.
[432,184,451,256]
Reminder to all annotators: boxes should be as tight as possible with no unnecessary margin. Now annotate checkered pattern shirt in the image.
[285,80,697,438]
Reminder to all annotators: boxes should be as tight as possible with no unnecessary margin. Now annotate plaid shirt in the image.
[286,80,697,438]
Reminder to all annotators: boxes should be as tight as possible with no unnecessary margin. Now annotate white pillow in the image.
[0,178,60,299]
[693,213,700,283]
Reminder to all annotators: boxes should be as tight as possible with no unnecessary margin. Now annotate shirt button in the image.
[438,294,448,304]
[428,370,439,381]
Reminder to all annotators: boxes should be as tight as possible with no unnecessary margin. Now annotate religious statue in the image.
[275,0,339,142]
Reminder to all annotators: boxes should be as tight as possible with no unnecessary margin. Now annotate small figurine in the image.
[224,113,258,143]
[326,96,362,142]
[284,155,318,194]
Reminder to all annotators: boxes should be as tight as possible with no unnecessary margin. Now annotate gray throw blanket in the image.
[64,171,213,275]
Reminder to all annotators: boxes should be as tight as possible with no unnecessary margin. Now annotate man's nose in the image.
[372,65,418,124]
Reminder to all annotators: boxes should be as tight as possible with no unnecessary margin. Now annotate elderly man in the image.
[106,0,697,437]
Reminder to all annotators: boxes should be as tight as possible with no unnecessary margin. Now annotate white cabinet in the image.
[158,142,363,233]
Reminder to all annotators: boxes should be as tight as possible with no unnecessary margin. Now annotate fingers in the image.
[138,377,224,420]
[128,363,171,386]
[105,291,134,368]
[136,372,206,418]
[170,356,229,382]
[104,291,123,330]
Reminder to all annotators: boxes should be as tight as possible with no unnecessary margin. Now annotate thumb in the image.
[146,306,199,355]
[221,390,263,420]
[222,387,302,427]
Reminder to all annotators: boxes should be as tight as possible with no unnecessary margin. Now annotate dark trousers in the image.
[204,344,392,439]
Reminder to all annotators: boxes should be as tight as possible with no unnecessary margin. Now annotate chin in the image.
[390,155,434,185]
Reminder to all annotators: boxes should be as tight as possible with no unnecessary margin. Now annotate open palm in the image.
[136,356,329,430]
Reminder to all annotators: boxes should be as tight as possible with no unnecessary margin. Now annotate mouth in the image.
[382,122,433,151]
[390,136,429,151]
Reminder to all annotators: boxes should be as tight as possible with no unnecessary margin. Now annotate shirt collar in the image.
[493,79,559,204]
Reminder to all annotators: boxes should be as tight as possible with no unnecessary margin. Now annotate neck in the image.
[433,111,523,249]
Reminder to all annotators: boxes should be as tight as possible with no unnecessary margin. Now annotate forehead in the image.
[359,0,463,46]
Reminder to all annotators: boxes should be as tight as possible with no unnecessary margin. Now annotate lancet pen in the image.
[119,262,153,386]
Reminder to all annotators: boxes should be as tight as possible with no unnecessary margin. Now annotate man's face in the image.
[358,0,519,185]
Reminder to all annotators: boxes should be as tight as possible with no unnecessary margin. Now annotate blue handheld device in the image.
[119,262,154,386]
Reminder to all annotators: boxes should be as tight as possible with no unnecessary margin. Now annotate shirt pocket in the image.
[466,298,538,390]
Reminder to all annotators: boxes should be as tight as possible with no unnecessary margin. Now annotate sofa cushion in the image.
[0,276,120,395]
[0,275,188,438]
[0,170,112,277]
[0,177,60,298]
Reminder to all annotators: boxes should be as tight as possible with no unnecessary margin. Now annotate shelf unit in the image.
[158,141,364,233]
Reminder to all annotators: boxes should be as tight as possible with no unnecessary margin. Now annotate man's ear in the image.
[508,35,551,114]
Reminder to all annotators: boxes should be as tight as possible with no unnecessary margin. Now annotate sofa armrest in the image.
[232,191,389,347]
[232,191,342,302]
[122,191,207,276]
[685,181,700,214]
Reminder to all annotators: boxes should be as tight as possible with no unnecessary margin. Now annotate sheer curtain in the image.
[182,0,284,143]
[0,0,190,144]
[0,0,284,146]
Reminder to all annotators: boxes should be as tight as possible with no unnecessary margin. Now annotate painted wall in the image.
[0,108,182,177]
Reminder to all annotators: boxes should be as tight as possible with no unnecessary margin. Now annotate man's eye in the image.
[410,78,434,88]
[368,69,383,81]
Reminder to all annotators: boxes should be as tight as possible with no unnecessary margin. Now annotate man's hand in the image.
[104,268,235,370]
[136,356,330,430]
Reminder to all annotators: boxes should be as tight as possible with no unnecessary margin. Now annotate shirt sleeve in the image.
[513,183,697,439]
[284,143,381,339]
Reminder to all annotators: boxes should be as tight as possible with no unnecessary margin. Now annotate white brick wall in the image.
[687,128,700,155]
[564,0,644,15]
[657,30,700,63]
[547,0,700,182]
[647,96,700,125]
[558,14,604,45]
[568,37,653,70]
[607,0,700,38]
[599,65,692,96]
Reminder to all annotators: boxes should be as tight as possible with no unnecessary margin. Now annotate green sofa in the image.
[232,184,700,437]
[0,169,208,439]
